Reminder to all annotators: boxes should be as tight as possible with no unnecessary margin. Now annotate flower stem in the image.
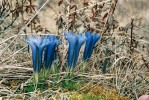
[33,72,39,90]
[42,67,49,80]
[82,61,87,72]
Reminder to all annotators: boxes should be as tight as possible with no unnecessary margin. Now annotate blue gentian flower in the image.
[25,35,50,83]
[65,32,87,69]
[26,36,50,72]
[44,35,60,69]
[83,31,100,61]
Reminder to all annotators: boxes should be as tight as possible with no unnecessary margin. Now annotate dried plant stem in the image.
[0,0,50,56]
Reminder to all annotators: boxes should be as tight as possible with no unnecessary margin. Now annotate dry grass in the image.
[0,0,149,100]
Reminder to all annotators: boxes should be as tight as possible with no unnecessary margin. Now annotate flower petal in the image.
[25,37,37,72]
[44,35,60,69]
[83,31,100,61]
[83,31,93,60]
[73,33,86,67]
[65,32,78,68]
[87,33,100,59]
[44,42,56,69]
[32,36,43,47]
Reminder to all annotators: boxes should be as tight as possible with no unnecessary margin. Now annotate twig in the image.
[66,1,108,17]
[102,0,118,35]
[130,18,134,53]
[0,65,33,71]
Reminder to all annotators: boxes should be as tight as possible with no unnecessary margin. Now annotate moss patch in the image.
[83,85,129,100]
[70,93,103,100]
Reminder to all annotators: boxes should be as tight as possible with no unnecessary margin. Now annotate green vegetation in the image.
[70,93,103,100]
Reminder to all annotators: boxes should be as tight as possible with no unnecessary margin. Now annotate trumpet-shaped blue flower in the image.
[44,35,60,69]
[83,31,100,61]
[25,36,50,73]
[65,32,87,69]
